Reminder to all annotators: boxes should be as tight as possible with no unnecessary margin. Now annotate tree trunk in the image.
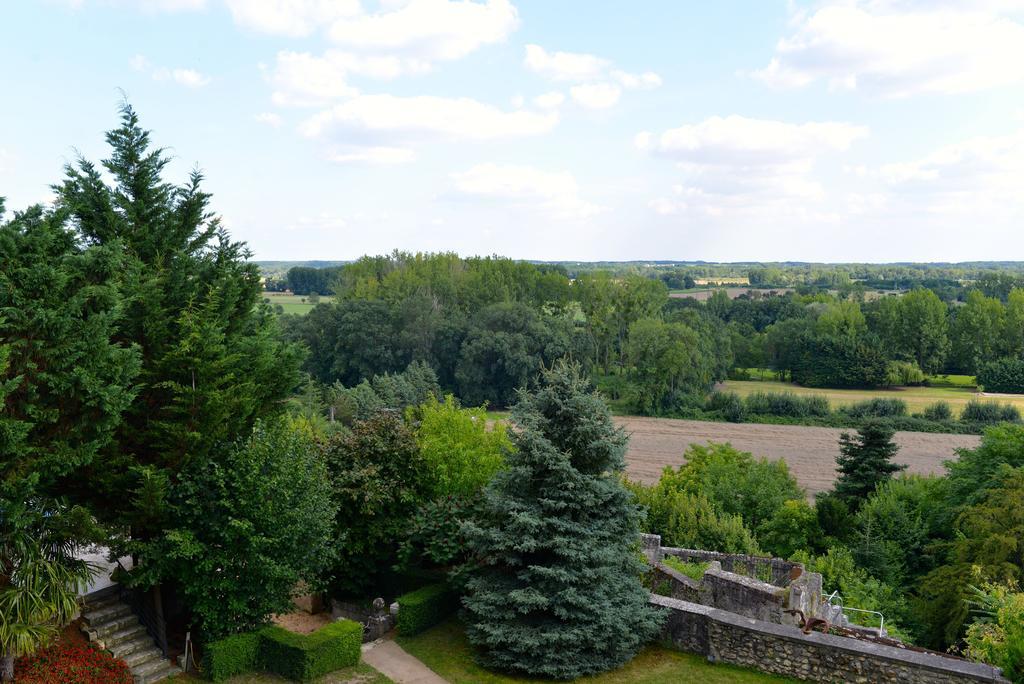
[1,652,14,682]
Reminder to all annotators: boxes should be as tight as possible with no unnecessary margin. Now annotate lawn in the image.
[170,662,391,683]
[722,377,1024,418]
[396,619,795,684]
[261,292,320,315]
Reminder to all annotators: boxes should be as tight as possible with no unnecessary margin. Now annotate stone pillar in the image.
[640,533,663,564]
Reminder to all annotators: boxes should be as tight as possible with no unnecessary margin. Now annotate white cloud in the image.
[451,163,603,220]
[877,129,1024,214]
[265,50,433,107]
[327,145,417,164]
[639,115,867,220]
[128,54,150,71]
[533,91,565,109]
[611,69,662,90]
[524,44,609,82]
[753,3,1024,97]
[569,83,621,110]
[225,0,360,37]
[299,94,558,142]
[328,0,519,61]
[254,112,284,127]
[169,68,211,88]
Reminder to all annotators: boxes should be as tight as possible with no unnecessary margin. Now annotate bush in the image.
[840,398,908,419]
[977,357,1024,395]
[743,391,830,418]
[885,361,926,387]
[15,644,133,684]
[206,631,261,682]
[396,582,459,636]
[961,400,1021,424]
[705,391,745,422]
[258,620,362,682]
[661,556,709,581]
[919,401,952,421]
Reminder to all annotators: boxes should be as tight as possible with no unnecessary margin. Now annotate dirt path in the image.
[362,638,448,684]
[616,416,981,496]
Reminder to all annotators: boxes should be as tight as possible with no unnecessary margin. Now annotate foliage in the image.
[920,401,953,421]
[626,317,718,415]
[627,483,760,554]
[977,357,1024,395]
[325,412,431,596]
[0,204,139,494]
[129,420,335,638]
[412,395,509,498]
[814,493,854,546]
[0,493,97,679]
[758,500,822,559]
[705,391,746,422]
[743,391,830,418]
[964,581,1024,683]
[885,361,926,387]
[14,643,132,684]
[961,400,1021,424]
[205,631,260,682]
[397,496,476,574]
[257,621,362,682]
[455,303,573,408]
[834,422,906,507]
[947,424,1024,508]
[462,363,663,679]
[651,443,804,535]
[839,398,908,419]
[331,361,441,425]
[396,583,459,636]
[661,556,710,582]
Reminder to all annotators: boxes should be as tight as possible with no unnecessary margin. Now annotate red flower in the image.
[15,643,133,684]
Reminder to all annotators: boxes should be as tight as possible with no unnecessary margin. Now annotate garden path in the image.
[362,637,449,684]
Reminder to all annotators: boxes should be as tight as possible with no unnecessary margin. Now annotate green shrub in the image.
[206,632,261,682]
[840,398,907,419]
[396,583,459,636]
[705,391,745,422]
[919,401,952,421]
[258,620,362,682]
[961,400,1021,424]
[743,391,829,418]
[885,361,926,387]
[977,357,1024,395]
[661,556,709,581]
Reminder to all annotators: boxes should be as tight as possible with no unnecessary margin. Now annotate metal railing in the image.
[822,591,885,633]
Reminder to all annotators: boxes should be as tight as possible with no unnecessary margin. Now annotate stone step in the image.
[86,601,133,625]
[137,662,183,684]
[106,624,149,648]
[132,654,178,680]
[110,634,156,659]
[91,612,139,637]
[123,646,164,669]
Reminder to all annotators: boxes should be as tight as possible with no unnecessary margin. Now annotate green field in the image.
[722,377,1024,419]
[261,292,319,315]
[396,619,794,684]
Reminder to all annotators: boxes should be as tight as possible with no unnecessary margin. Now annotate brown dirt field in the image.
[616,416,980,496]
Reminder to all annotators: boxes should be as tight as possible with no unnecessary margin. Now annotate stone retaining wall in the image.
[652,594,1009,684]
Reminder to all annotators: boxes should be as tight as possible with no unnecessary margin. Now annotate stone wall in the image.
[660,545,802,587]
[652,594,1009,684]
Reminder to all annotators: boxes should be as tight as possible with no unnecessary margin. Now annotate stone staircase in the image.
[81,587,182,683]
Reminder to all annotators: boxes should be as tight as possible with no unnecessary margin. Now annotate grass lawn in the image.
[722,378,1024,418]
[261,292,319,315]
[396,619,795,684]
[169,662,392,683]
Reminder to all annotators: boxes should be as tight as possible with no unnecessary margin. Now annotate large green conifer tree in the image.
[834,421,906,507]
[461,363,663,679]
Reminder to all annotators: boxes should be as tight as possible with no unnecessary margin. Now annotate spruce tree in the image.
[834,421,906,507]
[461,363,663,680]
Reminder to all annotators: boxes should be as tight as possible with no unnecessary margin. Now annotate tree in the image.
[412,395,510,499]
[977,357,1024,395]
[455,303,572,408]
[462,364,663,679]
[625,318,715,414]
[324,412,430,596]
[53,106,304,551]
[627,484,760,554]
[126,420,335,638]
[834,422,906,507]
[759,499,822,559]
[964,580,1024,683]
[951,290,1004,373]
[0,202,139,496]
[0,492,96,681]
[946,424,1024,509]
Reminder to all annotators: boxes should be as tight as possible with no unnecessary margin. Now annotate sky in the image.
[1,0,1023,263]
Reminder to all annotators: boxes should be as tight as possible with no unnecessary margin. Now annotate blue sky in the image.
[2,0,1023,262]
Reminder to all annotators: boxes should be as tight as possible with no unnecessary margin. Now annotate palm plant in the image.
[0,491,97,682]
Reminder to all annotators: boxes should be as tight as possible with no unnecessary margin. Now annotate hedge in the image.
[396,583,458,636]
[204,619,361,683]
[977,357,1024,394]
[259,621,362,682]
[206,631,261,682]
